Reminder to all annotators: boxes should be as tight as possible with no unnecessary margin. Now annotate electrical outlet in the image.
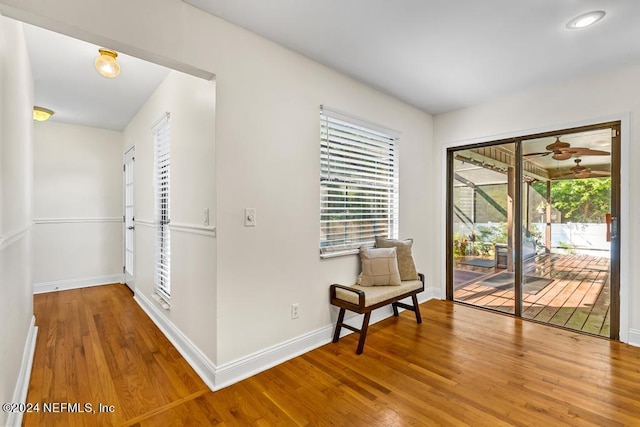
[291,303,300,319]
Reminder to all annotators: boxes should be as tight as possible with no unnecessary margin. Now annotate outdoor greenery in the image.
[453,223,507,257]
[531,178,611,223]
[453,174,610,259]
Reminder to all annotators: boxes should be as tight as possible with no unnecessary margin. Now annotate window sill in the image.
[320,249,360,259]
[152,292,171,310]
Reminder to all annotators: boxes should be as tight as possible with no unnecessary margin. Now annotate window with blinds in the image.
[320,106,399,257]
[153,113,171,306]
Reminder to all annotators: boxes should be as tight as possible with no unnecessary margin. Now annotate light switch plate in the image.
[245,208,256,227]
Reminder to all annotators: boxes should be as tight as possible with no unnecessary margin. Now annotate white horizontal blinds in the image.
[320,106,399,256]
[153,113,171,304]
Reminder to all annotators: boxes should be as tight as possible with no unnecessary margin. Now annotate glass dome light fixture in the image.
[566,11,606,29]
[33,106,54,121]
[94,48,121,78]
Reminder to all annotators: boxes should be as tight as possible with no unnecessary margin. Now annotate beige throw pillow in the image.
[359,247,402,286]
[375,237,419,281]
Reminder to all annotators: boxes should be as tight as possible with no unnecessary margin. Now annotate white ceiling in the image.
[23,22,170,131]
[22,2,640,131]
[186,0,640,115]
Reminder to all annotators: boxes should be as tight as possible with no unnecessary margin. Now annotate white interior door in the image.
[124,147,135,290]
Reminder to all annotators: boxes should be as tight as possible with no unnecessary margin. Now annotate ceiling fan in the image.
[561,158,611,179]
[524,136,610,160]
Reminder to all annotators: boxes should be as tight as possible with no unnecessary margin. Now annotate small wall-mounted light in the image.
[95,48,121,78]
[33,106,54,121]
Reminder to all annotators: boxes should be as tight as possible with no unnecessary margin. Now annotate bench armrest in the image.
[330,284,365,309]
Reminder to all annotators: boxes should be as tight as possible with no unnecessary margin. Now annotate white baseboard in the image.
[627,329,640,347]
[134,289,438,393]
[33,274,123,294]
[420,286,442,302]
[6,316,38,427]
[134,292,217,391]
[217,293,438,389]
[215,322,335,390]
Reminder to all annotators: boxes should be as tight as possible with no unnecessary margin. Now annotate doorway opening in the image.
[123,146,135,291]
[447,122,620,339]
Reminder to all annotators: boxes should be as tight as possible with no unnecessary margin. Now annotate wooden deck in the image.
[454,253,611,337]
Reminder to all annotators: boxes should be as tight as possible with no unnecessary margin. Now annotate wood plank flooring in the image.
[26,284,640,426]
[25,284,208,426]
[454,253,611,336]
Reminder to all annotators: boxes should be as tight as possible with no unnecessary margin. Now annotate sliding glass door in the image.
[449,142,516,314]
[447,123,620,339]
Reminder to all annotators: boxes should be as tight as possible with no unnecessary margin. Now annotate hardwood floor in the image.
[25,284,207,426]
[26,284,640,426]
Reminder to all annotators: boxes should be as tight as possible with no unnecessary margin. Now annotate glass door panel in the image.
[451,143,516,314]
[520,129,614,337]
[447,124,619,339]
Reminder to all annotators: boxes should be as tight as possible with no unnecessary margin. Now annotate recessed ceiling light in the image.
[33,106,54,121]
[566,11,606,29]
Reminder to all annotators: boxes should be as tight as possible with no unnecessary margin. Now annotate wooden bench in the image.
[329,273,424,354]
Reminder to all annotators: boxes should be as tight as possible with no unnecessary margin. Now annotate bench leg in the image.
[332,308,346,343]
[392,302,399,317]
[356,312,372,355]
[412,294,422,324]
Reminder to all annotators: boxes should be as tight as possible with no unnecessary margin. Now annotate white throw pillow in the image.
[359,247,402,286]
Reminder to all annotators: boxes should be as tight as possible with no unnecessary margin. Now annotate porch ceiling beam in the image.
[456,147,551,182]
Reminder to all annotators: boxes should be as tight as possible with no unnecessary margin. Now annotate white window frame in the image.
[153,112,171,307]
[320,106,399,258]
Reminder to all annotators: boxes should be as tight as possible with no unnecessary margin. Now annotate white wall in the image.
[435,64,639,343]
[0,0,636,398]
[214,55,433,364]
[123,70,217,362]
[0,15,34,427]
[32,121,124,292]
[0,0,434,375]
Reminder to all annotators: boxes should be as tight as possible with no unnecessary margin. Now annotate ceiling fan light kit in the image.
[545,137,570,151]
[553,151,572,161]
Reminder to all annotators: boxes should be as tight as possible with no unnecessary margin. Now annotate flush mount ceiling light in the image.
[94,48,121,78]
[33,106,54,121]
[566,11,606,29]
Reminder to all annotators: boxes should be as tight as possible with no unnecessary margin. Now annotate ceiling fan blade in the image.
[589,171,611,176]
[523,152,551,157]
[562,148,610,156]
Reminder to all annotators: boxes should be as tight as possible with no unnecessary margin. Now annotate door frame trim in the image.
[441,113,630,343]
[123,146,136,291]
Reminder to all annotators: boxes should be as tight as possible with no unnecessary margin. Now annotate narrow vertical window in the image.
[153,113,171,307]
[320,106,399,257]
